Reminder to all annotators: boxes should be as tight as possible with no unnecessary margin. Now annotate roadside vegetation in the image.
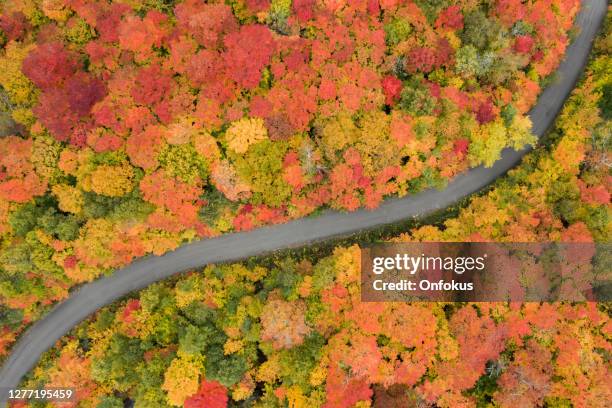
[9,8,611,407]
[0,0,584,358]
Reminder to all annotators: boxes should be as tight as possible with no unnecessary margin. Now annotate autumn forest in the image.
[0,0,610,407]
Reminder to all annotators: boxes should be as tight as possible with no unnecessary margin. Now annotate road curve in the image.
[0,0,606,403]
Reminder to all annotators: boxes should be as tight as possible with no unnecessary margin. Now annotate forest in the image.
[5,4,611,406]
[13,250,612,408]
[0,0,586,358]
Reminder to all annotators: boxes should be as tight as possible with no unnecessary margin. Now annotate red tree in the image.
[184,380,228,408]
[223,25,276,89]
[381,76,403,105]
[22,42,79,90]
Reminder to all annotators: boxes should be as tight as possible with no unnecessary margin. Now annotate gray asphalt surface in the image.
[0,0,606,404]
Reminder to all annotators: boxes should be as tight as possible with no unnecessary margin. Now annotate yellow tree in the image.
[162,352,204,406]
[225,117,268,154]
[86,163,135,197]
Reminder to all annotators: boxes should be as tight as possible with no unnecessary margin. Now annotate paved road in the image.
[0,1,606,404]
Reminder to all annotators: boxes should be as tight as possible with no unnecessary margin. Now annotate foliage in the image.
[0,0,578,230]
[0,0,604,386]
[184,380,228,408]
[17,244,610,407]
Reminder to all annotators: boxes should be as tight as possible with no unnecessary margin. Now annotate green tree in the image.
[178,324,218,356]
[233,140,292,207]
[134,354,174,408]
[158,143,209,184]
[460,10,499,50]
[455,46,495,79]
[204,343,248,387]
[91,334,144,391]
[399,79,436,116]
[96,396,124,408]
[385,18,412,46]
[0,305,23,330]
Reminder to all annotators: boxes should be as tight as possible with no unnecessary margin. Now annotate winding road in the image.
[0,0,607,404]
